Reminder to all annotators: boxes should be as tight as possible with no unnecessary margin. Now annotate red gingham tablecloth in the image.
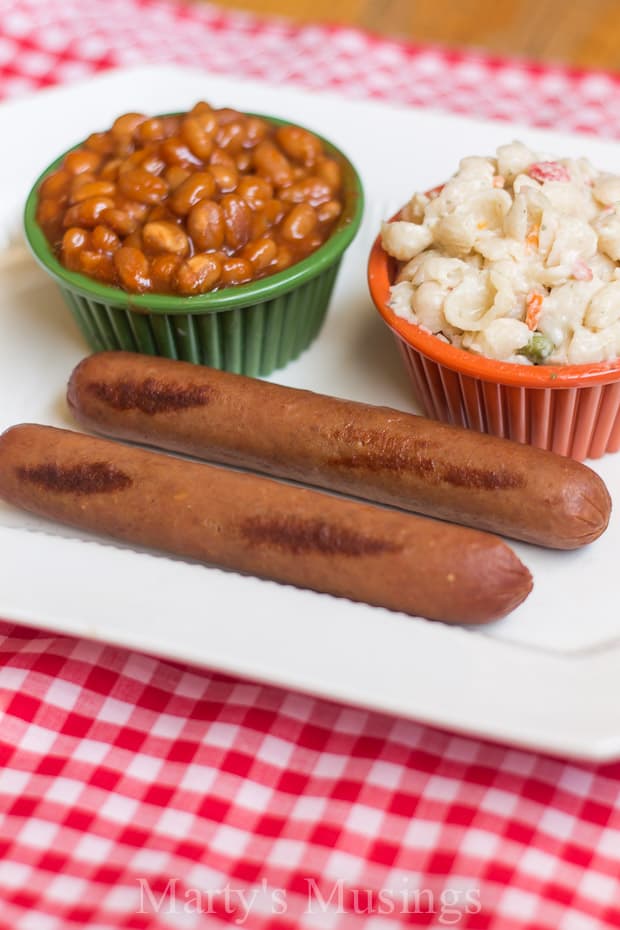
[1,2,620,928]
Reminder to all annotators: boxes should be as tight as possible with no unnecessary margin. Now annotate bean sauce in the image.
[36,103,346,295]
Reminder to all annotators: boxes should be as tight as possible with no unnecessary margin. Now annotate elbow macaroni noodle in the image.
[382,142,620,365]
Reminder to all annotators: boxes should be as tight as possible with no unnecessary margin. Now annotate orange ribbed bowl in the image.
[368,229,620,460]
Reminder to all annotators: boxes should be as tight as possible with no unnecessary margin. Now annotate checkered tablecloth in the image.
[1,2,620,928]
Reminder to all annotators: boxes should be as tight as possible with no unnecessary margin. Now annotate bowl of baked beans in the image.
[24,102,363,376]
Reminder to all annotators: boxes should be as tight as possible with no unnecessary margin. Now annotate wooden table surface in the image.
[205,0,620,71]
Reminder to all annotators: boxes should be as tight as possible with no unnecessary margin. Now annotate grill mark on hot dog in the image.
[17,462,132,494]
[440,464,525,490]
[240,515,401,556]
[326,426,429,472]
[88,377,212,414]
[326,427,525,489]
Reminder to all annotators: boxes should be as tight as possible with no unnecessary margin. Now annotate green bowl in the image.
[23,114,364,376]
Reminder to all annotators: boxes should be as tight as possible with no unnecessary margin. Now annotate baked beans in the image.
[36,103,347,296]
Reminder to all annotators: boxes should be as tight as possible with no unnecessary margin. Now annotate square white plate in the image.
[1,65,619,760]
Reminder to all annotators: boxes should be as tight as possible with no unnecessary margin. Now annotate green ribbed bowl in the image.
[24,115,364,376]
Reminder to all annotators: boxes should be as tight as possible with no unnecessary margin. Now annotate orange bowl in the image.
[368,223,620,460]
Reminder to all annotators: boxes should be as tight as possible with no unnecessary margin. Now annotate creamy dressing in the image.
[382,142,620,364]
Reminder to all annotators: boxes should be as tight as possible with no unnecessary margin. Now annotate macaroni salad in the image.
[382,142,620,365]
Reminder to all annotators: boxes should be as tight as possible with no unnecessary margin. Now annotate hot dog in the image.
[0,424,532,624]
[67,352,611,549]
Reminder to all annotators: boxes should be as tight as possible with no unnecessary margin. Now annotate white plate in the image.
[1,65,619,760]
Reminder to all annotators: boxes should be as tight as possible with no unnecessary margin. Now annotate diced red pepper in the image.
[528,161,570,183]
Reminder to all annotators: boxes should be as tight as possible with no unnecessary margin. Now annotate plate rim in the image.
[1,63,619,762]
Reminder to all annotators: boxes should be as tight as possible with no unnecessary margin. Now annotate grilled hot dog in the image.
[0,424,533,624]
[67,352,611,548]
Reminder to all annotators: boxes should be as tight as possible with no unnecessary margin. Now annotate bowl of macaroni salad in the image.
[368,141,620,459]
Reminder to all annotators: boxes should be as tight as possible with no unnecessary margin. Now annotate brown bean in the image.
[145,204,175,224]
[64,149,101,176]
[100,208,137,237]
[119,147,165,177]
[279,177,332,206]
[111,112,146,138]
[100,158,122,181]
[275,125,323,166]
[250,211,269,240]
[254,141,293,187]
[118,199,150,221]
[160,137,202,167]
[317,156,342,191]
[281,203,318,242]
[209,147,236,169]
[210,164,238,193]
[91,224,121,253]
[264,199,285,225]
[181,118,214,161]
[36,199,63,238]
[123,230,143,251]
[161,116,182,138]
[79,250,116,284]
[113,247,151,293]
[273,244,293,271]
[236,152,252,173]
[36,197,67,236]
[242,237,277,273]
[39,170,71,200]
[216,121,245,154]
[243,116,269,147]
[61,227,90,270]
[141,150,166,176]
[221,195,251,250]
[136,117,168,144]
[118,149,153,174]
[187,200,225,251]
[317,199,343,224]
[69,173,95,198]
[207,250,228,268]
[151,254,183,293]
[216,107,243,125]
[84,132,115,155]
[70,180,116,204]
[316,200,342,225]
[169,172,216,216]
[143,221,189,256]
[112,136,134,158]
[165,165,191,190]
[118,169,169,205]
[236,175,273,210]
[175,254,222,295]
[188,104,217,135]
[190,100,211,115]
[190,101,214,117]
[221,257,253,287]
[63,196,115,228]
